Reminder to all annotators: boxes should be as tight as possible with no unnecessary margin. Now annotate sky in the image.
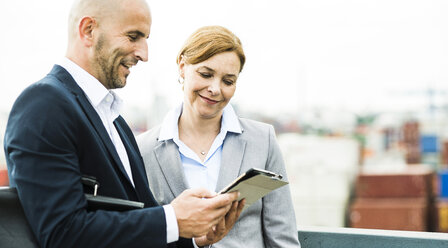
[1,0,448,119]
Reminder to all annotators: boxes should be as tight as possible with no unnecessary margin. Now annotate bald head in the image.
[67,0,150,43]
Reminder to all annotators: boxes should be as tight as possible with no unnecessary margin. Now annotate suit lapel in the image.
[51,65,134,188]
[153,140,189,197]
[75,94,134,184]
[215,133,247,192]
[114,117,158,206]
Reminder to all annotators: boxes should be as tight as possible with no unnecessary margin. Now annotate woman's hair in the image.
[177,25,246,72]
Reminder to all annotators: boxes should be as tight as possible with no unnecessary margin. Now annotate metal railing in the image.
[298,225,448,248]
[3,186,448,247]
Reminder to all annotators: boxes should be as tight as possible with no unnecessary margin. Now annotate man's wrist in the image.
[163,204,179,243]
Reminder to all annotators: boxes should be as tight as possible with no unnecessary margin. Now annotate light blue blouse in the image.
[158,103,242,193]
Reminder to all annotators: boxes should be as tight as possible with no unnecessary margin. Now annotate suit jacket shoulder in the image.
[136,125,162,153]
[236,118,274,141]
[4,65,173,248]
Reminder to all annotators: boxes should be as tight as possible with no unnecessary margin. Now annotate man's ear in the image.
[78,16,96,47]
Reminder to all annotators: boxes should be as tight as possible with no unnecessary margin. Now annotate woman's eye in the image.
[224,80,235,85]
[199,72,212,78]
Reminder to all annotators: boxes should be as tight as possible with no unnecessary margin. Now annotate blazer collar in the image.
[58,57,124,116]
[49,65,136,189]
[58,57,109,106]
[152,132,247,195]
[153,140,190,197]
[215,132,247,192]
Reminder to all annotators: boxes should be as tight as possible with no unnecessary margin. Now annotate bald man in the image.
[3,0,242,247]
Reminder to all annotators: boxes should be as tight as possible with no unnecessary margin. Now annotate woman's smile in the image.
[199,94,220,105]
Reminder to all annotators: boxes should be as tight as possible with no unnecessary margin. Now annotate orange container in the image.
[350,197,429,231]
[0,169,9,186]
[356,166,434,198]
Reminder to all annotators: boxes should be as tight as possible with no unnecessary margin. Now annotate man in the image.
[3,0,243,247]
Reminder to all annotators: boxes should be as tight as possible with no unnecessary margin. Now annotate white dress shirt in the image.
[58,57,179,244]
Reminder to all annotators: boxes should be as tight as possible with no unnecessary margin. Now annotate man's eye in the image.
[199,72,212,78]
[128,35,137,41]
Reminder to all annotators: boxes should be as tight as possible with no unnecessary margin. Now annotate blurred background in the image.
[1,0,448,233]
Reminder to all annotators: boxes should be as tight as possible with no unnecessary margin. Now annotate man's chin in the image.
[110,81,125,89]
[113,76,127,89]
[114,82,126,89]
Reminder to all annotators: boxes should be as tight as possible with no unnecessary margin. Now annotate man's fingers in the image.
[174,189,244,239]
[227,191,240,201]
[193,197,244,245]
[225,201,238,221]
[231,200,239,212]
[206,228,216,240]
[237,199,245,214]
[209,208,229,227]
[207,191,239,211]
[217,216,226,231]
[188,187,216,198]
[232,199,245,221]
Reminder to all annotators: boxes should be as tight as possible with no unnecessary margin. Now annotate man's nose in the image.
[135,40,148,62]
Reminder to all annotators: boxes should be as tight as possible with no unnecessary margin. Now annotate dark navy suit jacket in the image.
[4,65,192,248]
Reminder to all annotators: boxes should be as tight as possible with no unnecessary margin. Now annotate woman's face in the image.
[180,51,240,119]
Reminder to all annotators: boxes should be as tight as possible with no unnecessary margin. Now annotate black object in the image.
[81,175,144,211]
[85,194,144,211]
[0,179,144,248]
[0,187,40,248]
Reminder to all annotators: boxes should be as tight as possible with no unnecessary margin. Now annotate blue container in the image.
[420,135,439,153]
[440,170,448,197]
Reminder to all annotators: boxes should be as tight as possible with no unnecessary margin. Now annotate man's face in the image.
[91,0,151,89]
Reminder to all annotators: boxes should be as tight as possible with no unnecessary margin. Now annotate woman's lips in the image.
[199,95,219,104]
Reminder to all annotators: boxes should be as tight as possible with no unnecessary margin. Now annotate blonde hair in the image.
[177,25,246,72]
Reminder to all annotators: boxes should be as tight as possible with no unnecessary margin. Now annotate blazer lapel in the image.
[215,133,247,192]
[51,65,133,187]
[114,117,158,205]
[76,95,133,184]
[153,140,189,197]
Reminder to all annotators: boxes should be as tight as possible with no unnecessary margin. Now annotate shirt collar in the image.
[158,102,242,142]
[57,57,123,112]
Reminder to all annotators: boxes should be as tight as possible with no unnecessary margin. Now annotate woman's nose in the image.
[208,79,220,95]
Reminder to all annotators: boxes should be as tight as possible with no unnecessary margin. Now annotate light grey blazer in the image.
[137,118,300,248]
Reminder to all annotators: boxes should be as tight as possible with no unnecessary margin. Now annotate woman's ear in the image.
[178,56,186,78]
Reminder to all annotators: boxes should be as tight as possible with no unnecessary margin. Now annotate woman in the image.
[137,26,300,247]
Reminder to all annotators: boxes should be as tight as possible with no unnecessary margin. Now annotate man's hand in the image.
[171,188,239,238]
[194,198,245,247]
